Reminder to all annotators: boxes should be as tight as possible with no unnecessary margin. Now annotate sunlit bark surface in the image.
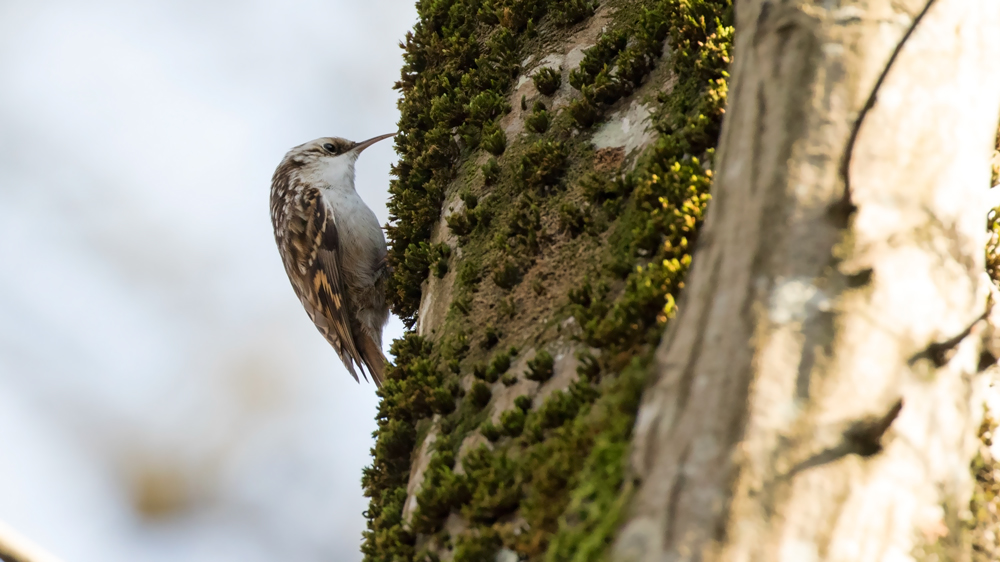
[614,1,1000,560]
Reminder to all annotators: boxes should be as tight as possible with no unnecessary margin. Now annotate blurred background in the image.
[0,1,415,560]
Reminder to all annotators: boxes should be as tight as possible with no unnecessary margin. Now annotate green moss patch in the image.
[365,0,733,560]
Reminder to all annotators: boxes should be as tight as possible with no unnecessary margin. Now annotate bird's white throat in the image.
[316,153,383,251]
[317,153,358,191]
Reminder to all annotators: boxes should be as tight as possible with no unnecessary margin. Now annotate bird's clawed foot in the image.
[375,255,393,281]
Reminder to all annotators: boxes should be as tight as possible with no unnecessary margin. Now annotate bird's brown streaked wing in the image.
[288,188,366,383]
[316,247,375,383]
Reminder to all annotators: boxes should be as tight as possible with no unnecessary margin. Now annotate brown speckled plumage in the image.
[270,134,395,388]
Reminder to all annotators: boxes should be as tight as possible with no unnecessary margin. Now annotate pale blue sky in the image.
[0,1,416,560]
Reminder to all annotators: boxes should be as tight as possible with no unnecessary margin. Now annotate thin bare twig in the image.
[838,0,939,202]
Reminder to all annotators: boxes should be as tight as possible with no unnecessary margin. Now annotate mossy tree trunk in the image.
[366,0,734,560]
[364,0,1000,560]
[614,1,1000,561]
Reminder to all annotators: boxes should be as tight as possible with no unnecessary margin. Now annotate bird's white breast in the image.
[310,153,387,285]
[322,185,387,284]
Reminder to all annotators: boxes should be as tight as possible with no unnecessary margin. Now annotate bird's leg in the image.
[374,255,393,281]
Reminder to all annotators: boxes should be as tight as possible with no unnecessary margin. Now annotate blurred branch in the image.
[0,521,63,562]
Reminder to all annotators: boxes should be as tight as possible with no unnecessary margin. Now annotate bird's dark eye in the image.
[323,143,338,154]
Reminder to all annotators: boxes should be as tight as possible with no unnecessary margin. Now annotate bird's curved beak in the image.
[351,132,396,155]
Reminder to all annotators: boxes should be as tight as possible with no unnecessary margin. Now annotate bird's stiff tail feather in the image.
[358,335,387,389]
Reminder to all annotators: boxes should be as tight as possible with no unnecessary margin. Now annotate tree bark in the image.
[614,1,1000,560]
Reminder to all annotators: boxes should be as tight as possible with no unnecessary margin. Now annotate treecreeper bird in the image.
[270,134,396,388]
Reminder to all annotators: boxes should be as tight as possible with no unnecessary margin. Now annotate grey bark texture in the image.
[613,0,1000,561]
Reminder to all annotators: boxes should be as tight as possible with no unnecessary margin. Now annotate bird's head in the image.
[280,133,396,189]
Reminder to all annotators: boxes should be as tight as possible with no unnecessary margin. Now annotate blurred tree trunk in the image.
[614,0,1000,560]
